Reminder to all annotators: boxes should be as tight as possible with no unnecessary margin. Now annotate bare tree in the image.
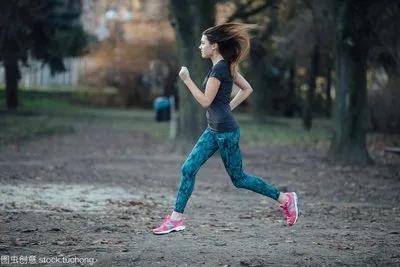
[328,0,373,165]
[169,0,216,149]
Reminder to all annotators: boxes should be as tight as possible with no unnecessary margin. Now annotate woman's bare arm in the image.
[230,72,253,111]
[183,77,220,108]
[179,66,220,108]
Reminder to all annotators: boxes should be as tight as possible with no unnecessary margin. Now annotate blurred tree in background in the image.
[328,0,372,165]
[170,0,215,146]
[225,0,284,122]
[0,0,90,110]
[300,0,334,130]
[366,0,400,133]
[224,0,335,124]
[328,0,400,164]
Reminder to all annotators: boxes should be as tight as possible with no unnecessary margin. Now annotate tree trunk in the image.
[4,57,20,110]
[249,1,279,121]
[327,1,373,165]
[303,43,319,130]
[169,0,215,150]
[325,56,332,117]
[284,59,296,117]
[380,63,400,132]
[249,39,271,121]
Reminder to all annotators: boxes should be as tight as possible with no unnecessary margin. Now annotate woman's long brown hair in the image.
[203,23,254,79]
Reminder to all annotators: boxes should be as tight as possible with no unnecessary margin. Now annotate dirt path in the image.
[0,117,399,266]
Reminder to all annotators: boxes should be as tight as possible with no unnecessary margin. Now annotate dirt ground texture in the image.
[0,113,399,267]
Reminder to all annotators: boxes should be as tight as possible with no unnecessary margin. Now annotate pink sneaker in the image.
[279,192,299,226]
[152,215,185,235]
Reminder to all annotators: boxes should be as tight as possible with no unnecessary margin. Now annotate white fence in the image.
[0,57,95,89]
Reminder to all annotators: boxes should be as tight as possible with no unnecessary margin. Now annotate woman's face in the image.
[199,35,215,58]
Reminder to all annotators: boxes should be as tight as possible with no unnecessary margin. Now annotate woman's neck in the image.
[211,54,224,66]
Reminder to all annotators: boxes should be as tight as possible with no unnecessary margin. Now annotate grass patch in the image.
[0,90,76,144]
[236,113,332,147]
[0,114,75,145]
[0,89,170,145]
[0,88,332,147]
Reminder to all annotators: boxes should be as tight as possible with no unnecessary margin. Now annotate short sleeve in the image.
[209,62,229,82]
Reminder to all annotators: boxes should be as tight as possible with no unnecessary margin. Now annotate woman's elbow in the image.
[201,101,211,109]
[247,87,254,95]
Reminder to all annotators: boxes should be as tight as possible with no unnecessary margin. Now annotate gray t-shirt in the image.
[202,59,239,132]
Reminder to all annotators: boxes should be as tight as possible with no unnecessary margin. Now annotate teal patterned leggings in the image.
[174,128,280,213]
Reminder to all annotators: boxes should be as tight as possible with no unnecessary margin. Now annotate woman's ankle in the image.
[277,192,288,205]
[171,211,184,220]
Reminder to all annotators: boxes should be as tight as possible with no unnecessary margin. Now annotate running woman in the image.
[153,23,299,235]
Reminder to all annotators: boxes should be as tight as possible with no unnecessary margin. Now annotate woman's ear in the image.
[212,43,218,50]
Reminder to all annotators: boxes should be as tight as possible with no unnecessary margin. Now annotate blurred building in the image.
[81,0,174,44]
[77,0,177,106]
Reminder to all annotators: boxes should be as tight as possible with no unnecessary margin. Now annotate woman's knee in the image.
[231,175,246,188]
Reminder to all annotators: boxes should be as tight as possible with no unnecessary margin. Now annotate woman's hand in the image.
[179,66,191,82]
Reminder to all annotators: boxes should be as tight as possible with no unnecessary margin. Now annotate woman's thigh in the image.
[182,128,219,174]
[215,129,243,179]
